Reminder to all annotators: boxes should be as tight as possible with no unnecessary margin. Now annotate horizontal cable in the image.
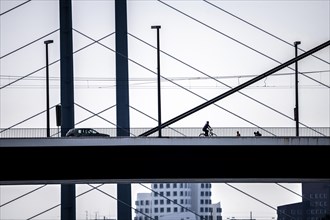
[0,0,32,16]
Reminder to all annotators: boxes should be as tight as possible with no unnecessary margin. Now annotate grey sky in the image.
[0,0,329,219]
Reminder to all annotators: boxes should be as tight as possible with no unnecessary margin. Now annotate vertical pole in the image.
[294,41,301,137]
[151,25,161,137]
[44,41,51,137]
[115,1,131,220]
[59,1,75,220]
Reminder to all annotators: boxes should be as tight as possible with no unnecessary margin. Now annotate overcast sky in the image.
[0,0,329,219]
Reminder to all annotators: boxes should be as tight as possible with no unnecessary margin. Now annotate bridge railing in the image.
[0,127,329,138]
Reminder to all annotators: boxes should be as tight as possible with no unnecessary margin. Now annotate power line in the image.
[73,30,272,133]
[156,0,330,89]
[202,0,330,65]
[0,32,115,90]
[128,33,326,136]
[0,0,32,16]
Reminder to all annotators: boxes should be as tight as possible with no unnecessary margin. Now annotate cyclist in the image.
[202,121,211,136]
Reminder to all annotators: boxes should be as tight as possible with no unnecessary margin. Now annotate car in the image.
[65,128,110,137]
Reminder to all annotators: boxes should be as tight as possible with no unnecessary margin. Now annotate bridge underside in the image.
[1,137,329,184]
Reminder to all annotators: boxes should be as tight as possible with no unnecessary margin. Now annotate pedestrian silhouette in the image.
[254,131,262,136]
[236,131,241,136]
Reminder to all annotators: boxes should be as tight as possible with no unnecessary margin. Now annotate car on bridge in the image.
[65,128,110,137]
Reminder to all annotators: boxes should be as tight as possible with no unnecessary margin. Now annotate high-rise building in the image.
[277,182,330,220]
[134,183,222,220]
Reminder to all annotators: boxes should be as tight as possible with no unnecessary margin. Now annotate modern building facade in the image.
[277,182,330,220]
[134,183,222,220]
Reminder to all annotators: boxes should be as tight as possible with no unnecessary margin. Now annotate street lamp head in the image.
[44,40,54,44]
[151,25,161,29]
[294,41,301,46]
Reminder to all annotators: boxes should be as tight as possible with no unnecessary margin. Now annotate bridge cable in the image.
[87,184,155,220]
[275,183,329,212]
[25,184,104,220]
[202,0,330,65]
[0,184,47,208]
[138,183,207,220]
[156,0,330,89]
[0,29,59,60]
[225,183,295,220]
[74,29,274,136]
[0,32,115,90]
[128,33,326,136]
[0,105,56,134]
[0,0,32,16]
[129,105,187,136]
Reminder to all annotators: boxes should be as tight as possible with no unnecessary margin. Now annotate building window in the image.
[154,184,158,189]
[135,201,139,205]
[160,208,164,213]
[154,200,158,205]
[174,199,177,204]
[167,207,171,212]
[160,199,164,205]
[201,183,204,188]
[166,191,171,196]
[145,208,149,213]
[146,200,149,205]
[201,199,204,204]
[173,183,177,188]
[154,208,158,213]
[173,191,177,196]
[181,191,184,196]
[200,207,204,212]
[160,184,163,188]
[141,200,144,205]
[166,183,170,188]
[174,207,178,212]
[167,200,171,204]
[201,191,204,196]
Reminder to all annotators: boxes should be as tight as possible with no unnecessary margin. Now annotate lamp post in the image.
[151,25,162,137]
[294,41,301,137]
[44,40,54,137]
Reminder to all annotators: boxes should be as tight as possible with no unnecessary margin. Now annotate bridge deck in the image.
[1,137,329,184]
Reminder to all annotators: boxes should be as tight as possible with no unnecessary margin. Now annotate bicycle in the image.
[199,128,217,137]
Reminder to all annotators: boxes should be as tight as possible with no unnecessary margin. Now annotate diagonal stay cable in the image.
[275,183,329,212]
[139,183,207,220]
[157,0,330,89]
[0,0,32,16]
[129,33,326,136]
[0,105,56,134]
[0,32,115,90]
[74,29,273,136]
[129,105,187,136]
[74,102,136,136]
[0,29,59,60]
[25,184,104,220]
[87,184,155,220]
[225,183,295,219]
[0,184,47,208]
[203,0,330,65]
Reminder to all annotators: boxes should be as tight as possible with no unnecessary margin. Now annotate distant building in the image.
[134,183,222,220]
[277,182,330,220]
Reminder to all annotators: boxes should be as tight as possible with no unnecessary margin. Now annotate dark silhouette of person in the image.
[254,131,262,136]
[202,121,211,136]
[236,131,241,136]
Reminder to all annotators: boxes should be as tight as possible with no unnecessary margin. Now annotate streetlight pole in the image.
[44,40,54,138]
[294,41,301,137]
[151,25,162,137]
